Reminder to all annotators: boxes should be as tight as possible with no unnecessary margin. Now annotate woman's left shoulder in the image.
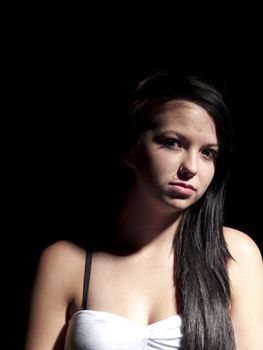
[223,227,263,288]
[223,226,262,262]
[223,229,263,348]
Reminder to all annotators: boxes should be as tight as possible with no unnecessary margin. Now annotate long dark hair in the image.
[123,70,235,349]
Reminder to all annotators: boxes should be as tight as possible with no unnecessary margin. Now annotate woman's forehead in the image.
[149,100,216,132]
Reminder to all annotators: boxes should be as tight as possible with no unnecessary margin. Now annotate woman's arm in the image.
[25,241,78,350]
[226,228,263,349]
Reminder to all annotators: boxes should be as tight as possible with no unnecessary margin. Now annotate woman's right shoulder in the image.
[30,241,88,309]
[35,240,87,296]
[39,240,85,267]
[26,241,88,349]
[41,240,85,260]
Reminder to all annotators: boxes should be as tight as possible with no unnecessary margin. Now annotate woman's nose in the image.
[178,153,198,178]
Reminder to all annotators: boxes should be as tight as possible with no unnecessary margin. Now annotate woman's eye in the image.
[163,139,181,149]
[202,149,218,160]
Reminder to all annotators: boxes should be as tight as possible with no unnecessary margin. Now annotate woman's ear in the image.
[123,151,136,169]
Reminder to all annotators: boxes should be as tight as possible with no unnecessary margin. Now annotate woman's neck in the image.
[115,184,182,252]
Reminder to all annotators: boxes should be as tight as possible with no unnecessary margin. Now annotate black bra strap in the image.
[81,251,93,310]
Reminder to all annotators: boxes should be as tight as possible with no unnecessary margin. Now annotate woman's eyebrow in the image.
[154,130,219,148]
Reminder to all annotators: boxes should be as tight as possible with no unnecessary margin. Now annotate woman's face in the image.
[129,100,219,211]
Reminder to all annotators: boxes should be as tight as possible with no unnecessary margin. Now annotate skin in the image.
[128,100,218,212]
[25,101,263,350]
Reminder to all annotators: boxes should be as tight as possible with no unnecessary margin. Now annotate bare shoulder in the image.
[35,240,87,301]
[223,229,263,348]
[25,241,87,349]
[223,226,262,263]
[39,240,85,267]
[223,226,263,292]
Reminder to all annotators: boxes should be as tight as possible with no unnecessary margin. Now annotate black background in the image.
[7,11,263,348]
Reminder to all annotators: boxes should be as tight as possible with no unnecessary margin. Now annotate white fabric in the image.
[64,310,183,350]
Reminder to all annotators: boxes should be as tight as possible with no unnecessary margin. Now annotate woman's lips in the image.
[168,182,196,197]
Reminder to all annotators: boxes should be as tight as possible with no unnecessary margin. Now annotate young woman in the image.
[25,70,263,349]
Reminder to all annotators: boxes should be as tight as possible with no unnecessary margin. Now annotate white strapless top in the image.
[64,310,183,349]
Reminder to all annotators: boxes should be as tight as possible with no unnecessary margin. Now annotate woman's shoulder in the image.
[223,227,263,288]
[223,226,262,261]
[35,240,87,300]
[223,229,263,349]
[38,240,86,270]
